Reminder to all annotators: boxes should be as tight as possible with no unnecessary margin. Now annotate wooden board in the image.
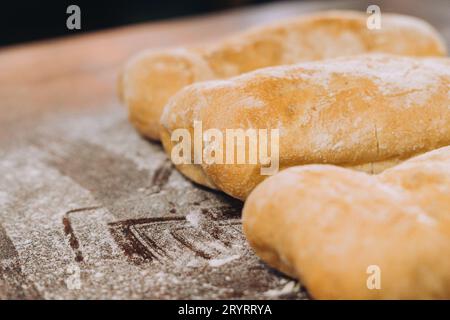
[0,0,448,299]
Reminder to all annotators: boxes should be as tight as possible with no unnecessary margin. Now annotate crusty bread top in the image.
[161,54,450,200]
[242,145,450,299]
[197,10,447,77]
[122,10,447,140]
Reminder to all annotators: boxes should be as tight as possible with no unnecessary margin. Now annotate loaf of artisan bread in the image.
[120,10,447,140]
[242,146,450,299]
[160,54,450,200]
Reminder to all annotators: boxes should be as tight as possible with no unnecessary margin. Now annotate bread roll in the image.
[160,54,450,200]
[242,146,450,299]
[121,10,447,140]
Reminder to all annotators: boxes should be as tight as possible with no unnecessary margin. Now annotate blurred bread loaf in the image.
[120,10,447,140]
[160,54,450,200]
[242,146,450,299]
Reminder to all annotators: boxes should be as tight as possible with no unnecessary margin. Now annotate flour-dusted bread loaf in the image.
[160,54,450,200]
[242,146,450,299]
[120,10,447,140]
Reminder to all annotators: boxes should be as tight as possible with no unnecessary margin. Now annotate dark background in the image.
[0,0,278,47]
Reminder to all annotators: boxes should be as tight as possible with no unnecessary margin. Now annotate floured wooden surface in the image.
[0,0,449,299]
[0,105,307,299]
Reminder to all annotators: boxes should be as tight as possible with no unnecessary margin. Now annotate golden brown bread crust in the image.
[121,10,447,140]
[159,127,219,190]
[242,146,450,299]
[161,54,450,200]
[121,49,214,139]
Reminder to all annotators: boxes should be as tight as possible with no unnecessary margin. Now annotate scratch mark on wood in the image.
[62,206,102,263]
